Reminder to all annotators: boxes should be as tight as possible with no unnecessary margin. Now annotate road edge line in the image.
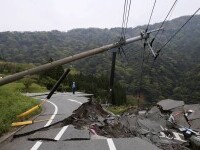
[44,100,58,127]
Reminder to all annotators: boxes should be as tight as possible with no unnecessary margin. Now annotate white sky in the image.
[0,0,199,31]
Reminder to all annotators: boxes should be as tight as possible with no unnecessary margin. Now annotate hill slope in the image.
[0,15,200,103]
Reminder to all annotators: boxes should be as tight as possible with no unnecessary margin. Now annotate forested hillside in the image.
[0,15,200,104]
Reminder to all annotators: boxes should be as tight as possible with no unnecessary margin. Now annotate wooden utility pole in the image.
[109,51,117,105]
[0,28,162,86]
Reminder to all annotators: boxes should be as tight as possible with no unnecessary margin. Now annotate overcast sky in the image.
[0,0,199,32]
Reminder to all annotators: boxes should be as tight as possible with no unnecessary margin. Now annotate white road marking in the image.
[54,125,69,141]
[107,138,117,150]
[30,141,42,150]
[31,97,82,150]
[30,99,58,150]
[68,99,83,105]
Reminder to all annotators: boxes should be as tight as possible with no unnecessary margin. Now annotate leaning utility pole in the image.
[0,28,162,86]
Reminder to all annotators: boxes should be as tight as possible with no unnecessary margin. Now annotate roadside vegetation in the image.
[0,82,47,137]
[107,106,128,115]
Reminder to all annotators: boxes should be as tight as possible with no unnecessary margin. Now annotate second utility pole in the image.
[109,50,117,105]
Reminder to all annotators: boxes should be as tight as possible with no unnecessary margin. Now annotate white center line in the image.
[68,99,83,105]
[54,125,69,141]
[107,138,117,150]
[30,100,58,150]
[30,141,43,150]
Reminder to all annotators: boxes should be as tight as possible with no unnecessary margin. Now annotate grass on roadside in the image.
[4,82,48,93]
[25,83,48,93]
[107,106,129,115]
[0,83,46,137]
[106,95,138,115]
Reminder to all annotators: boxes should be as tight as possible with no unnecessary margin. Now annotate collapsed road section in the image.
[1,96,200,150]
[51,99,200,150]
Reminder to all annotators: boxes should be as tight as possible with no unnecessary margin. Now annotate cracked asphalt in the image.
[0,92,161,150]
[0,92,89,150]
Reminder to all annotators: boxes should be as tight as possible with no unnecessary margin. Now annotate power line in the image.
[118,46,129,63]
[146,0,157,31]
[157,8,200,55]
[153,0,178,40]
[118,0,132,63]
[157,1,178,40]
[121,0,132,39]
[167,1,178,22]
[124,0,132,37]
[137,0,157,88]
[121,0,128,38]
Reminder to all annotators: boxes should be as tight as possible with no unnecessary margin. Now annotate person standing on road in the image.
[72,82,76,94]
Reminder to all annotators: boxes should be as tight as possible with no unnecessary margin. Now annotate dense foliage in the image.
[0,83,41,136]
[66,73,126,105]
[0,61,34,75]
[0,15,200,104]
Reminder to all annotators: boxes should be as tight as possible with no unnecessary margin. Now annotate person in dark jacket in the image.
[72,82,76,94]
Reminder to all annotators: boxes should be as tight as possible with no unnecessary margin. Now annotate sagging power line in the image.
[153,0,179,40]
[109,0,132,104]
[136,0,160,103]
[156,8,200,57]
[146,0,157,32]
[144,2,200,85]
[121,0,132,39]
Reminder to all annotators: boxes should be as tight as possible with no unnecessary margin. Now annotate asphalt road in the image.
[0,92,160,150]
[0,92,89,150]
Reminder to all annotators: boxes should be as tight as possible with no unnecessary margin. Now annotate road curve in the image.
[0,92,88,150]
[0,92,160,150]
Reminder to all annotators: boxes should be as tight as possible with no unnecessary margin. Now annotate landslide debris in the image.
[59,99,200,150]
[61,101,135,138]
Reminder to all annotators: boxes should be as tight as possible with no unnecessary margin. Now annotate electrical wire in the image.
[157,8,200,55]
[124,0,132,37]
[136,1,178,101]
[168,1,178,22]
[137,0,157,86]
[146,0,157,31]
[153,0,178,40]
[121,0,132,39]
[157,1,178,40]
[121,0,128,38]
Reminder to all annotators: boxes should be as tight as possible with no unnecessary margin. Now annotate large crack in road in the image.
[1,93,200,150]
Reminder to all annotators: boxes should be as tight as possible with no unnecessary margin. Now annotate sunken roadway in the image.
[0,92,160,150]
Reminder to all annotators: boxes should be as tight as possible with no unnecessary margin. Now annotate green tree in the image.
[21,76,35,92]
